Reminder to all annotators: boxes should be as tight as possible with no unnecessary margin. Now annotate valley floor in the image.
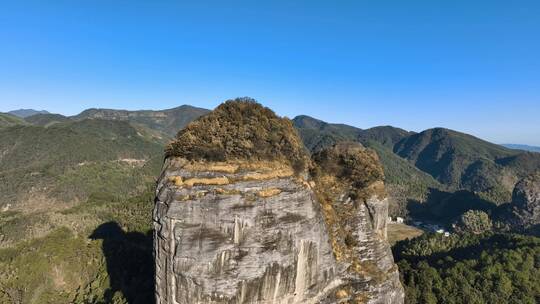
[387,223,424,245]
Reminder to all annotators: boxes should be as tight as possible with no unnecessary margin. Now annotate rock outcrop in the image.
[153,98,404,304]
[508,173,540,230]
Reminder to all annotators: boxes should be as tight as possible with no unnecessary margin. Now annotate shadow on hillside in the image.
[407,188,497,223]
[90,222,154,304]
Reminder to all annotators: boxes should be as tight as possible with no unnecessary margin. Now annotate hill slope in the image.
[0,107,209,302]
[24,113,71,127]
[0,113,27,128]
[0,120,164,212]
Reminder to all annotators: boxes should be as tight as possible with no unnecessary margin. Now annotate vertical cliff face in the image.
[310,142,403,303]
[154,99,404,304]
[507,173,540,230]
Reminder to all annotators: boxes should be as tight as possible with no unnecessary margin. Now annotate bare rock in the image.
[509,173,540,230]
[153,99,404,303]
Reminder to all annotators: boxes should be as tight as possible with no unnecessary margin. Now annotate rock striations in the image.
[153,98,404,304]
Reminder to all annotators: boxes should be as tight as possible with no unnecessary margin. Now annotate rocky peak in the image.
[166,97,309,173]
[509,173,540,230]
[153,99,403,303]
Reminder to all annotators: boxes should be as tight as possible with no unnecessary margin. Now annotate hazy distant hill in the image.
[73,105,210,138]
[502,144,540,153]
[0,113,28,128]
[8,109,49,118]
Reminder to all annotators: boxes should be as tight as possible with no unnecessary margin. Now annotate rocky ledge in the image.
[153,98,404,304]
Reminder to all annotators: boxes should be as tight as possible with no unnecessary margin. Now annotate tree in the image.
[455,210,492,234]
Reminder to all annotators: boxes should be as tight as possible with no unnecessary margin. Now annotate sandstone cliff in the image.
[153,98,404,304]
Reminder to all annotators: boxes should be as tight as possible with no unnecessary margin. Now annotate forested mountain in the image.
[1,103,539,303]
[358,125,414,149]
[292,115,362,152]
[9,108,540,217]
[293,115,442,215]
[72,105,209,138]
[293,116,540,218]
[394,128,540,203]
[24,113,71,127]
[0,107,208,303]
[0,119,165,214]
[8,109,49,118]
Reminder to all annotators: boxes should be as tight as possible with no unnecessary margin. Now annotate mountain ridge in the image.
[502,144,540,153]
[8,109,50,118]
[72,105,210,138]
[6,104,540,213]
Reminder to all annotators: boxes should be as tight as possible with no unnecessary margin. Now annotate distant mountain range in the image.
[502,144,540,153]
[1,102,539,304]
[3,105,209,136]
[8,109,50,118]
[0,105,210,212]
[3,105,540,220]
[72,105,209,137]
[292,114,540,219]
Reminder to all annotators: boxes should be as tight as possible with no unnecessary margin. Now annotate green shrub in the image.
[455,210,493,234]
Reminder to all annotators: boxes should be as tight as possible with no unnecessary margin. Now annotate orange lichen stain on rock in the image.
[256,188,282,197]
[168,176,183,186]
[335,289,349,299]
[243,168,294,181]
[168,175,230,187]
[183,177,230,187]
[185,162,239,173]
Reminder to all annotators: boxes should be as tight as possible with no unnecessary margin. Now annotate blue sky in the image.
[0,1,539,145]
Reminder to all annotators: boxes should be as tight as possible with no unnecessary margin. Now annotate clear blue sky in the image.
[1,1,539,145]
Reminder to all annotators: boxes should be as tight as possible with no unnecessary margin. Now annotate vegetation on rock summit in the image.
[166,98,309,172]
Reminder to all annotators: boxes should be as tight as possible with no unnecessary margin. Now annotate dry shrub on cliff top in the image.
[311,142,385,201]
[166,97,309,172]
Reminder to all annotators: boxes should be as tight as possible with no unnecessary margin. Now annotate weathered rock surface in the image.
[508,173,540,230]
[153,99,404,304]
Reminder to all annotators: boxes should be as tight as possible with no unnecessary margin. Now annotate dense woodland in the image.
[394,232,540,304]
